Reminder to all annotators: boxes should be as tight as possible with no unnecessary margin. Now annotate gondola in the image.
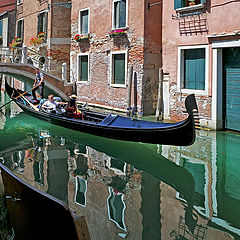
[5,81,198,146]
[0,163,90,240]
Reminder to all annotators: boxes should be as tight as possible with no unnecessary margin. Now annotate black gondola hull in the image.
[4,81,197,146]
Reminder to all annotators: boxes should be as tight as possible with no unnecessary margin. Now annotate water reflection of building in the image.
[162,130,240,239]
[1,126,240,239]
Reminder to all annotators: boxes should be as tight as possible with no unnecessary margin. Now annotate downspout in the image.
[155,2,163,121]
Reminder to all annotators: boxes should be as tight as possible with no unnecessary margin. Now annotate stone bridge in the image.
[0,63,73,101]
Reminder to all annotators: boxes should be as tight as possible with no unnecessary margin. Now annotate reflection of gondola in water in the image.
[0,163,91,240]
[0,113,200,238]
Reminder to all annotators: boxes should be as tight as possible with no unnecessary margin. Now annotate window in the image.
[17,19,24,39]
[111,52,127,86]
[37,12,48,36]
[113,0,127,29]
[174,0,206,9]
[184,49,205,90]
[77,54,89,82]
[178,46,209,94]
[79,9,89,34]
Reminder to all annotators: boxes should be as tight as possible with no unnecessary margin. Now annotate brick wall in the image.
[70,0,162,115]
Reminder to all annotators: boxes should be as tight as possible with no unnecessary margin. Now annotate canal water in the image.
[0,89,240,240]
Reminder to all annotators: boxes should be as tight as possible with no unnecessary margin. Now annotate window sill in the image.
[111,27,128,31]
[179,88,208,96]
[110,83,127,88]
[176,3,205,13]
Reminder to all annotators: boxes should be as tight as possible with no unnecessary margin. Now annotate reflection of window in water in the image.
[33,160,44,185]
[178,158,208,217]
[106,158,126,176]
[107,187,127,232]
[74,176,87,207]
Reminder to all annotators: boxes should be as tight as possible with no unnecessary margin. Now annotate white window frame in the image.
[112,0,128,30]
[177,45,209,95]
[79,8,90,35]
[77,52,90,82]
[110,50,128,88]
[176,3,205,13]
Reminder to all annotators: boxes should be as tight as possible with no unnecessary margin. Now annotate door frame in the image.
[212,39,240,130]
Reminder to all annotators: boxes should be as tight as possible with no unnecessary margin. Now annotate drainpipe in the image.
[155,67,163,121]
[133,72,138,114]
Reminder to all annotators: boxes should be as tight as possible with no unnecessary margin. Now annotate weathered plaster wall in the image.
[162,0,240,121]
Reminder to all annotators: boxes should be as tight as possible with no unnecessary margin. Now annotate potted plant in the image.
[188,0,195,6]
[29,32,46,46]
[108,29,127,38]
[9,37,23,49]
[74,33,89,42]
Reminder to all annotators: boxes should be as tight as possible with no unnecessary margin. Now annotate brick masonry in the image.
[70,0,162,115]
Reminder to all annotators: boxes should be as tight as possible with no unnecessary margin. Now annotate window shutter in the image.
[114,54,125,84]
[44,12,48,39]
[0,20,2,36]
[119,0,126,28]
[37,14,42,34]
[21,20,24,39]
[184,49,205,90]
[201,0,206,3]
[174,0,182,9]
[80,56,88,81]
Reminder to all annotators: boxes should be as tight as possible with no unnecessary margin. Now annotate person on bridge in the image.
[32,68,44,100]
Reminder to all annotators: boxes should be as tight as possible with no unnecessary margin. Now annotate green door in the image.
[223,48,240,132]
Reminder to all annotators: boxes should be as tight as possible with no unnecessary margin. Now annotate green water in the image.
[0,92,240,239]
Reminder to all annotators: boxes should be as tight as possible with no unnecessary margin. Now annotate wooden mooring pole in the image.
[127,66,133,116]
[155,67,163,121]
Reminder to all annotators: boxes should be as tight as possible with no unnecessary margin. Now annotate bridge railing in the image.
[0,46,75,86]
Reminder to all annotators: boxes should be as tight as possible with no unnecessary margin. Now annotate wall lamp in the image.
[46,1,72,12]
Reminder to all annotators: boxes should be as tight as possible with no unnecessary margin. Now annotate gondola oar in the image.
[16,90,39,112]
[0,85,38,110]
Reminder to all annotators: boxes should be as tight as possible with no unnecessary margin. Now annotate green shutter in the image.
[0,20,2,36]
[113,54,125,84]
[184,49,205,90]
[37,14,41,34]
[81,10,88,34]
[201,0,206,3]
[174,0,182,9]
[80,56,88,81]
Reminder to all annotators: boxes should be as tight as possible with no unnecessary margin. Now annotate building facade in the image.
[162,0,240,131]
[70,0,162,115]
[0,0,16,47]
[15,0,71,78]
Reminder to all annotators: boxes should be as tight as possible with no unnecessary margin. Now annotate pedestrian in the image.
[32,68,44,100]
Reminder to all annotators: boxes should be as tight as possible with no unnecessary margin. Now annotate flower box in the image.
[74,34,90,42]
[29,32,46,46]
[9,37,23,49]
[108,29,127,38]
